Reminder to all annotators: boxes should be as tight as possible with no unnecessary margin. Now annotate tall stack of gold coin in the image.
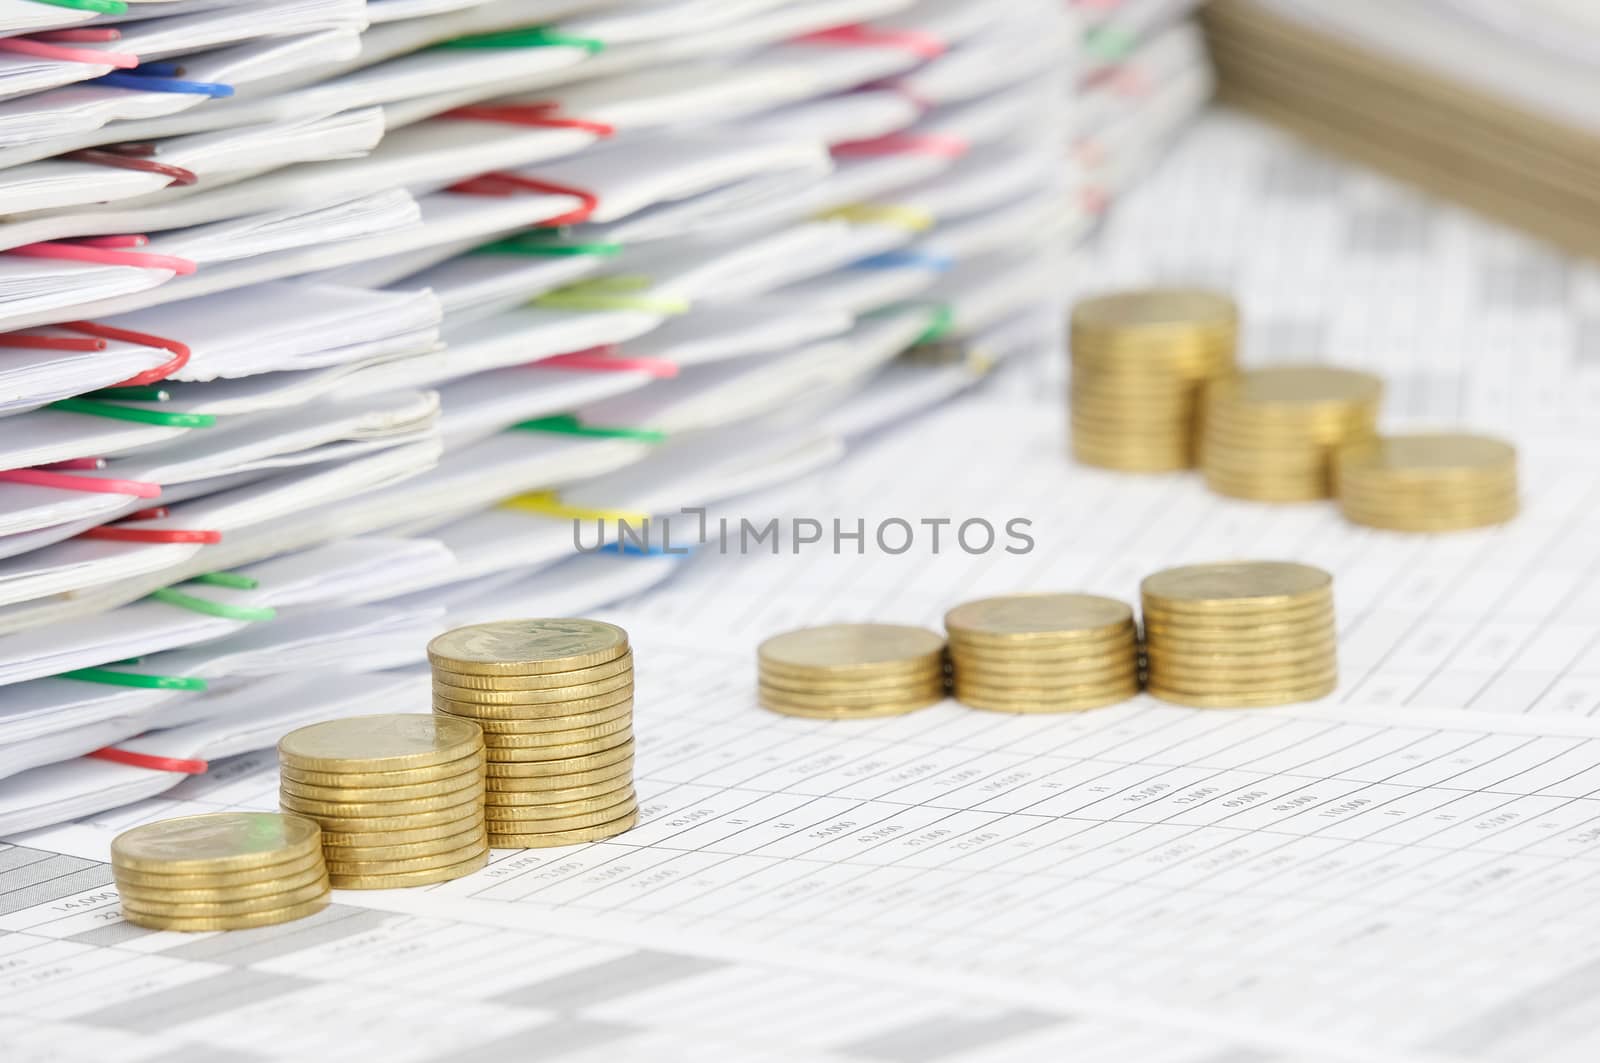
[1201,366,1383,501]
[278,714,488,888]
[1336,433,1519,531]
[946,594,1141,712]
[1142,561,1337,707]
[757,624,947,719]
[429,619,638,848]
[1069,288,1239,471]
[112,812,330,931]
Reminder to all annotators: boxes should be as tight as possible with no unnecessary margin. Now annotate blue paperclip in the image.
[852,250,955,272]
[598,541,691,557]
[94,70,234,98]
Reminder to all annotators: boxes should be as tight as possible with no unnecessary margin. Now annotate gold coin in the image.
[320,821,486,861]
[121,876,330,918]
[1340,507,1518,532]
[1072,288,1237,334]
[952,674,1140,700]
[319,813,487,849]
[1144,664,1339,693]
[121,893,330,932]
[488,808,640,848]
[436,701,631,735]
[115,862,327,904]
[485,777,633,805]
[757,658,947,686]
[489,768,634,796]
[757,624,945,679]
[433,690,634,721]
[282,801,484,833]
[1147,676,1338,708]
[950,660,1139,688]
[112,850,324,891]
[485,801,639,833]
[279,751,486,789]
[1336,431,1514,480]
[479,715,633,749]
[279,714,483,773]
[756,677,946,703]
[278,768,484,804]
[483,785,634,820]
[1072,448,1193,473]
[1142,628,1337,655]
[426,619,628,676]
[486,729,634,763]
[947,633,1136,661]
[329,849,488,889]
[1206,365,1380,413]
[1204,477,1330,503]
[953,685,1139,714]
[486,741,634,777]
[1335,479,1518,508]
[431,651,634,692]
[1145,640,1337,670]
[111,812,321,875]
[759,697,941,720]
[944,593,1133,643]
[1141,561,1332,615]
[279,786,482,819]
[1142,599,1334,630]
[758,681,946,708]
[324,838,488,877]
[428,672,633,705]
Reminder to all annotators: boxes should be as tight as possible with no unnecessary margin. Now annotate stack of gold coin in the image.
[1069,288,1239,471]
[428,619,638,849]
[757,623,947,718]
[278,714,488,888]
[1336,432,1519,532]
[946,594,1141,712]
[1201,366,1383,501]
[1142,561,1337,707]
[112,812,330,931]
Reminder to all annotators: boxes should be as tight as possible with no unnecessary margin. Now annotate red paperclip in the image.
[87,747,208,774]
[8,241,197,275]
[537,347,679,378]
[797,24,947,59]
[41,457,106,471]
[448,171,600,227]
[63,148,198,187]
[0,37,138,68]
[445,103,615,138]
[127,505,170,521]
[0,469,160,498]
[0,331,107,352]
[77,235,150,249]
[80,526,221,544]
[54,321,191,388]
[832,133,969,159]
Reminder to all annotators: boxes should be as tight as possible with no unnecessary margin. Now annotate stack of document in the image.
[0,0,1201,834]
[1204,0,1600,258]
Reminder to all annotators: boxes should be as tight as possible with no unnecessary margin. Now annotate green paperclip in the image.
[515,414,666,443]
[914,304,957,346]
[533,276,689,315]
[59,667,207,692]
[1085,25,1136,62]
[190,572,260,590]
[435,27,605,53]
[27,0,127,13]
[474,234,622,257]
[150,588,276,622]
[50,398,215,429]
[87,386,172,402]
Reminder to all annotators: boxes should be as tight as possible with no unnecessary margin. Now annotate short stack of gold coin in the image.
[1336,432,1519,531]
[112,811,330,931]
[1070,288,1239,471]
[429,619,638,849]
[946,594,1141,712]
[1201,366,1383,501]
[278,714,488,888]
[1142,561,1337,707]
[758,624,947,719]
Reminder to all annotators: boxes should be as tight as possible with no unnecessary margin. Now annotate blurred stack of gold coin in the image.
[429,619,638,849]
[1142,561,1337,707]
[278,714,487,888]
[946,594,1140,712]
[1069,288,1239,471]
[112,811,330,931]
[1336,433,1519,532]
[1201,366,1383,501]
[758,624,947,719]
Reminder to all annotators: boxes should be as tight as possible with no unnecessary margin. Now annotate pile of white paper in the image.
[0,0,1205,832]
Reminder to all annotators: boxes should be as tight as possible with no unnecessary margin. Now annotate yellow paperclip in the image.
[820,203,935,232]
[502,491,650,524]
[532,275,690,314]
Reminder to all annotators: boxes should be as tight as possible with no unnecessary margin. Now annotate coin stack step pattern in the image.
[1336,432,1519,531]
[946,594,1142,712]
[112,812,330,931]
[1142,561,1338,707]
[1070,288,1239,472]
[1201,365,1384,501]
[278,714,488,888]
[758,624,948,719]
[428,619,639,849]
